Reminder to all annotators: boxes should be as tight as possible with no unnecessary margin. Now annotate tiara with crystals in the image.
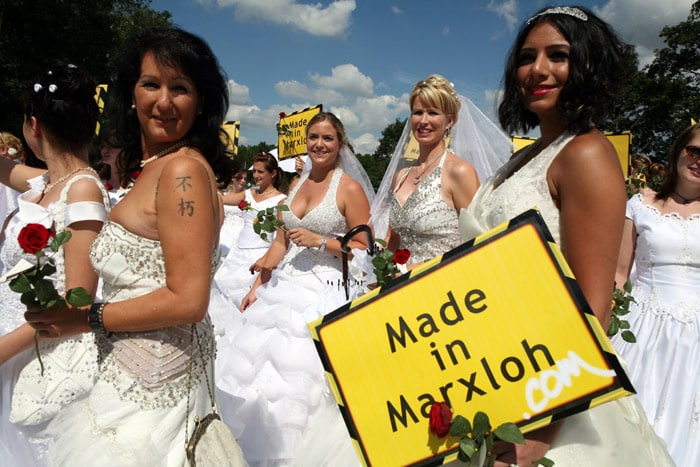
[527,6,588,24]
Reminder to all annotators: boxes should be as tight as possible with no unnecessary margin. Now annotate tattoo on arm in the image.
[178,199,195,216]
[176,176,193,192]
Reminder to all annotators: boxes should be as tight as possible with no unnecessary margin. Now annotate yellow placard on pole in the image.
[512,132,632,177]
[94,84,109,136]
[222,120,240,157]
[277,105,322,160]
[309,210,633,466]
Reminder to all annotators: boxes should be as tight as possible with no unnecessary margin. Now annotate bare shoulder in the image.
[338,172,366,198]
[158,149,214,187]
[65,175,105,203]
[558,131,618,168]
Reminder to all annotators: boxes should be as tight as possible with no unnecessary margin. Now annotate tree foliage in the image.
[610,1,700,160]
[373,118,407,158]
[0,0,171,138]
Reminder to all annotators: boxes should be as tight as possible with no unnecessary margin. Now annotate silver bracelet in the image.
[319,236,327,252]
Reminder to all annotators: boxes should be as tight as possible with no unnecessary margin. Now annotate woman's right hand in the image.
[240,289,257,311]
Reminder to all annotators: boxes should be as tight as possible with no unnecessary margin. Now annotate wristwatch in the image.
[319,236,327,252]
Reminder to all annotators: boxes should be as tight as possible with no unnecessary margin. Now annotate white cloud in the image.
[351,133,379,155]
[309,64,374,97]
[442,25,450,37]
[274,80,346,105]
[206,0,356,37]
[227,79,251,105]
[596,0,695,68]
[391,6,403,15]
[487,0,518,32]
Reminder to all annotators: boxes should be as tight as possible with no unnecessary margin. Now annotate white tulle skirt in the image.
[215,266,359,466]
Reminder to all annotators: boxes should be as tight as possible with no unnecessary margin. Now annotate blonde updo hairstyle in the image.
[409,75,461,128]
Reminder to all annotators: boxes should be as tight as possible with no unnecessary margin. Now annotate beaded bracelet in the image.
[88,302,107,334]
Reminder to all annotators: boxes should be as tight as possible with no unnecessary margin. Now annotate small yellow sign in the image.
[309,210,633,466]
[277,105,322,160]
[222,120,240,157]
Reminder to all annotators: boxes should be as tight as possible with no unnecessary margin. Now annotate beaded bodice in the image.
[390,154,461,264]
[90,221,217,408]
[459,133,575,245]
[279,168,347,275]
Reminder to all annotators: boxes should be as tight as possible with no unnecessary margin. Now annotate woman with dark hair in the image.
[0,62,110,463]
[216,111,374,465]
[20,28,244,465]
[613,122,700,466]
[459,6,673,466]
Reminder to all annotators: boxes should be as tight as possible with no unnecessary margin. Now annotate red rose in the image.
[130,170,141,180]
[18,223,53,254]
[429,401,452,438]
[393,248,411,265]
[279,111,286,118]
[238,200,249,210]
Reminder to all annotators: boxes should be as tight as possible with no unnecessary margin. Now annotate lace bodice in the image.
[459,133,575,244]
[0,172,109,333]
[625,194,700,322]
[89,221,217,409]
[279,168,348,275]
[390,152,461,264]
[237,188,287,249]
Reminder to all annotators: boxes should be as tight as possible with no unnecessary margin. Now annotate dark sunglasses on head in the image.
[685,145,700,159]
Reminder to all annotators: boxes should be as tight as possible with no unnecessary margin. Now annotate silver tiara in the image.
[527,6,588,25]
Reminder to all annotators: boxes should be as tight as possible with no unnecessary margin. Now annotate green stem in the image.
[34,330,44,376]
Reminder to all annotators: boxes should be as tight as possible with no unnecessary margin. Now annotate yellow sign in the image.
[309,210,633,466]
[222,120,240,157]
[512,132,632,177]
[277,105,322,160]
[94,84,109,136]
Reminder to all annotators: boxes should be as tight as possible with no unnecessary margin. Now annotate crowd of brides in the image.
[0,5,698,467]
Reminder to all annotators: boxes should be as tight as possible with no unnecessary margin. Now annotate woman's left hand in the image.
[24,304,87,338]
[286,227,320,249]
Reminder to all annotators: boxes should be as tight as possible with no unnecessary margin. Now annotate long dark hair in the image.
[111,27,234,186]
[656,123,700,200]
[499,6,630,135]
[253,152,282,189]
[24,61,98,152]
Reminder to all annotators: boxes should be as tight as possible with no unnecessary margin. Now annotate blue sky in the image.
[150,0,694,154]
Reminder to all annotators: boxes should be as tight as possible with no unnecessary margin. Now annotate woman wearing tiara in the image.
[458,6,673,466]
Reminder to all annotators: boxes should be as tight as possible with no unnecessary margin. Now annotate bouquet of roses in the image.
[238,200,290,242]
[7,223,92,374]
[371,239,410,287]
[429,402,552,467]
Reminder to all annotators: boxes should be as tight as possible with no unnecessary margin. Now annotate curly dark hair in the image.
[110,27,234,186]
[499,6,631,135]
[24,61,98,152]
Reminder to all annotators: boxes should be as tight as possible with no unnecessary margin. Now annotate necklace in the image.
[673,190,700,205]
[140,139,190,167]
[43,166,94,194]
[412,150,446,185]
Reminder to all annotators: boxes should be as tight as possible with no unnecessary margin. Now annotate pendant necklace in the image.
[412,150,445,185]
[140,139,190,167]
[673,190,700,205]
[43,166,94,194]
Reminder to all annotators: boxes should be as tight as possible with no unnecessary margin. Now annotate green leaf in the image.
[535,456,555,467]
[20,293,40,307]
[623,280,632,293]
[9,275,32,293]
[66,287,93,306]
[53,230,72,246]
[35,278,60,303]
[459,436,477,459]
[607,316,620,336]
[277,204,289,212]
[40,262,57,277]
[622,330,637,343]
[493,422,525,444]
[472,411,491,441]
[375,238,387,248]
[449,415,471,437]
[619,320,631,329]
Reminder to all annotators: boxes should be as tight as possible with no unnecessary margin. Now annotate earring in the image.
[131,104,136,109]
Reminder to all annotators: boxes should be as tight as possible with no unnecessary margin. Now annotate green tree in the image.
[611,1,700,160]
[373,118,407,158]
[0,0,171,138]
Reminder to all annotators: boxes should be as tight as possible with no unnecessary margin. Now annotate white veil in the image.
[369,94,512,239]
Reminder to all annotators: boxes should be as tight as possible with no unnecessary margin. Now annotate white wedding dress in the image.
[43,221,240,466]
[215,168,360,466]
[0,172,110,466]
[458,133,674,466]
[611,193,700,466]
